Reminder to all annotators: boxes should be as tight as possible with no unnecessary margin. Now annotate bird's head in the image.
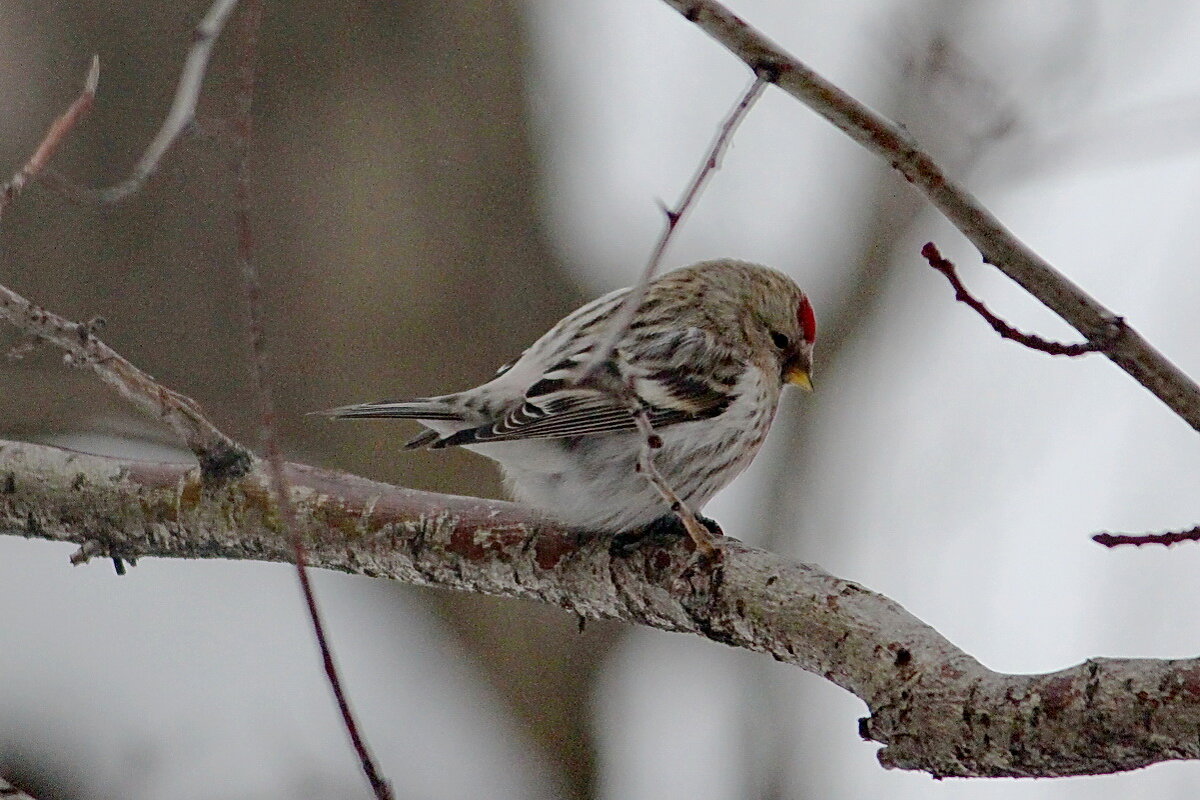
[646,259,817,390]
[764,290,816,392]
[733,264,816,391]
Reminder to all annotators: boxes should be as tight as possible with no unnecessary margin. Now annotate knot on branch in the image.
[753,60,788,84]
[197,440,254,483]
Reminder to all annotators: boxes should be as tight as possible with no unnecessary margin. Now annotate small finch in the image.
[323,259,816,544]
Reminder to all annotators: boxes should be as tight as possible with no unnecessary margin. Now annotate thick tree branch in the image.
[4,438,1199,778]
[661,0,1200,433]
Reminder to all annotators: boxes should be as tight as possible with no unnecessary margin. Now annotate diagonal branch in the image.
[4,437,1200,779]
[228,3,392,797]
[580,75,767,379]
[627,393,714,554]
[0,280,250,479]
[0,56,99,221]
[660,0,1200,433]
[98,0,239,202]
[47,0,240,204]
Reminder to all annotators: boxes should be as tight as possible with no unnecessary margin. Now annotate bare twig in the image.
[0,280,249,478]
[1093,526,1200,548]
[572,75,765,548]
[627,396,715,555]
[0,20,244,481]
[0,56,99,221]
[228,5,392,799]
[51,0,239,203]
[7,437,1200,779]
[661,0,1200,433]
[921,242,1116,356]
[579,74,767,379]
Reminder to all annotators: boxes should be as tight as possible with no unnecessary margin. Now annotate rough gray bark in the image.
[4,438,1199,779]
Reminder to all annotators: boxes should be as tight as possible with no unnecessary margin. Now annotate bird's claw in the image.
[610,514,724,557]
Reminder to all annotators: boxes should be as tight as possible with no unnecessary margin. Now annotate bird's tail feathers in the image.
[315,399,464,422]
[402,429,442,449]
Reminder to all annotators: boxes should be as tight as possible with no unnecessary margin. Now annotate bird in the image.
[321,259,816,548]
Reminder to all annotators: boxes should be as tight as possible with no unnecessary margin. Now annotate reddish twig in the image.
[1093,526,1200,548]
[579,73,767,379]
[921,242,1116,356]
[0,56,99,221]
[229,5,392,799]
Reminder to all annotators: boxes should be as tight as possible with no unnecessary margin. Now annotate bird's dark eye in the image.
[770,331,790,350]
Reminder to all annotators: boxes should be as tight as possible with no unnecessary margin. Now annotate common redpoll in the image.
[324,259,816,541]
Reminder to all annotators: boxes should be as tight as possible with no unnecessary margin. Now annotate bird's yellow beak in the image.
[786,367,813,392]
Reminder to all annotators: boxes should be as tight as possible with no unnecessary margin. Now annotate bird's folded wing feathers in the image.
[322,325,743,449]
[430,366,735,448]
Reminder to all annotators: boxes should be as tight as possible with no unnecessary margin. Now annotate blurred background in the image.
[2,0,1200,797]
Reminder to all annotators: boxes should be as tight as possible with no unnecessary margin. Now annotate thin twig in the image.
[48,0,239,204]
[627,395,715,555]
[662,0,1200,433]
[921,242,1116,356]
[0,46,245,480]
[228,5,392,799]
[573,75,764,548]
[0,56,99,221]
[578,74,767,379]
[1093,526,1200,548]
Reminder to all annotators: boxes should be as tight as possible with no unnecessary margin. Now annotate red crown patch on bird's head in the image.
[798,295,817,344]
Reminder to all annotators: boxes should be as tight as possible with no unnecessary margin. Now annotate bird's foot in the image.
[610,514,724,557]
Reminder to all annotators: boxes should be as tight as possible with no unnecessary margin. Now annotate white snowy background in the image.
[4,1,1200,798]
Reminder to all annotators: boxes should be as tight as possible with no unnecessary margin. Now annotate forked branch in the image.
[662,0,1200,433]
[0,280,249,479]
[921,242,1119,356]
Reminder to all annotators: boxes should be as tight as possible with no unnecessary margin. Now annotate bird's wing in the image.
[430,327,740,448]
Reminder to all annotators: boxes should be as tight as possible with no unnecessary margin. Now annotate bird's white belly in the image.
[468,370,777,532]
